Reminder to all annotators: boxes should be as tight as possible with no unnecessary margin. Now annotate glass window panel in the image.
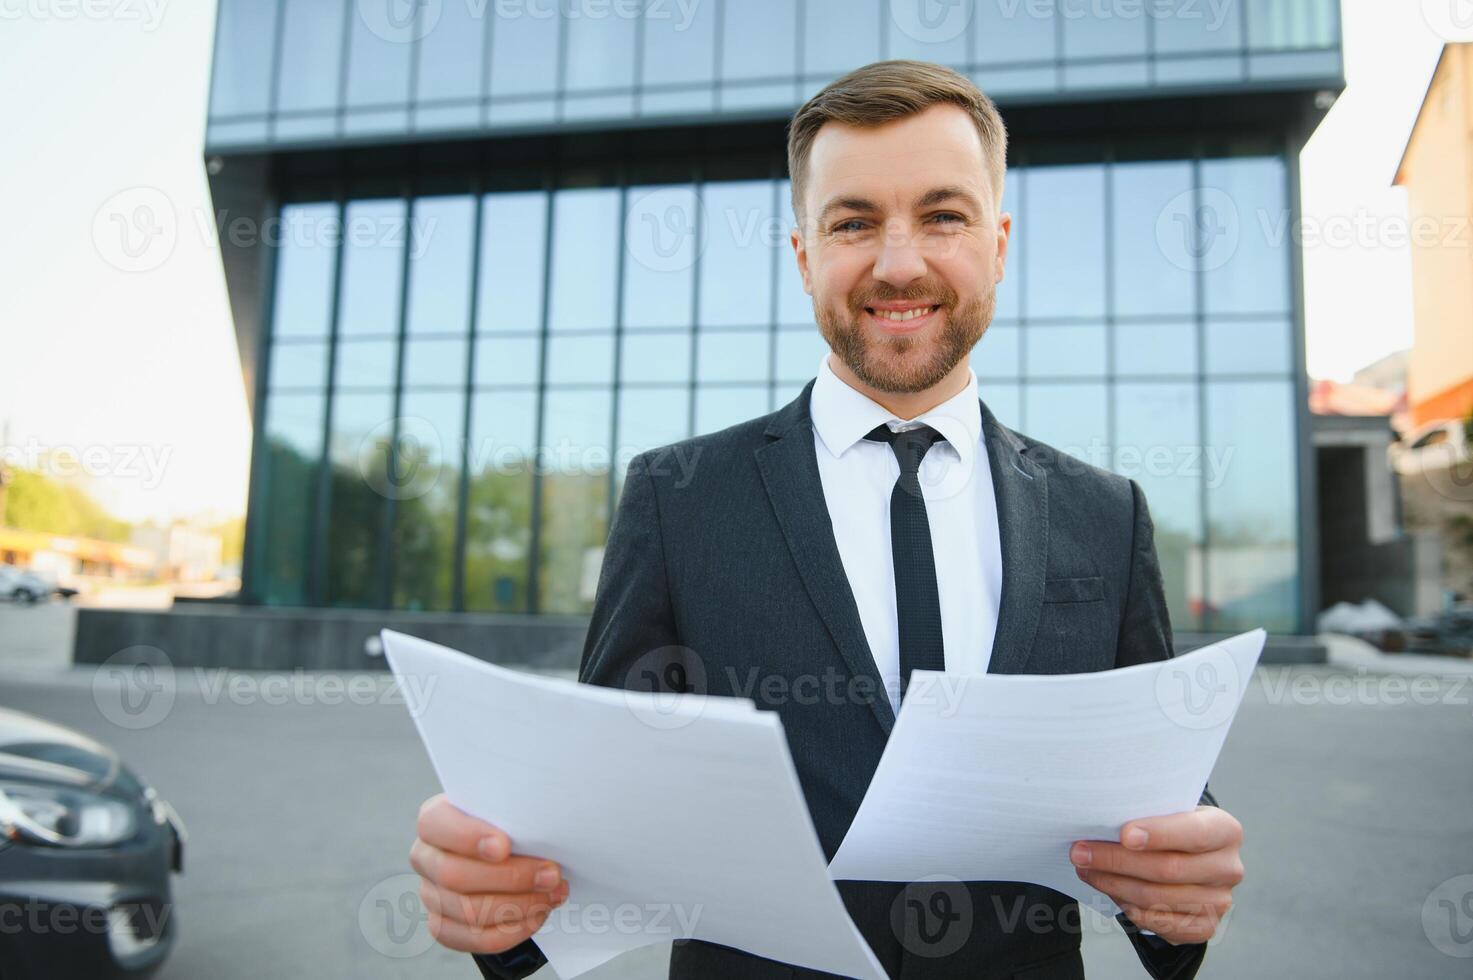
[617,386,690,467]
[1023,383,1109,464]
[277,0,346,113]
[345,0,413,108]
[1205,381,1299,632]
[403,337,470,387]
[621,331,692,384]
[982,382,1020,430]
[886,0,970,67]
[973,324,1020,379]
[335,338,399,388]
[698,330,770,383]
[269,339,329,390]
[407,195,477,335]
[1023,165,1106,319]
[477,191,548,334]
[563,9,636,91]
[488,3,560,96]
[549,189,621,331]
[1114,382,1203,630]
[271,203,339,338]
[804,0,880,77]
[325,389,396,607]
[700,181,778,328]
[210,0,280,117]
[339,199,408,336]
[256,391,324,605]
[776,328,828,382]
[721,0,796,81]
[538,389,613,614]
[622,185,698,329]
[696,385,769,435]
[475,334,541,386]
[392,391,466,611]
[1200,157,1290,315]
[1111,161,1196,317]
[642,0,716,87]
[1153,0,1243,54]
[1247,0,1335,49]
[546,333,615,385]
[1061,3,1146,58]
[975,0,1056,64]
[1025,324,1107,379]
[1206,319,1292,375]
[464,390,537,613]
[1114,322,1197,377]
[416,0,486,104]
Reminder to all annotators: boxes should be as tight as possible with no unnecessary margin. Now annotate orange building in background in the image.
[1392,43,1473,429]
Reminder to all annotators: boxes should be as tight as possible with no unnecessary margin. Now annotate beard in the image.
[814,278,995,394]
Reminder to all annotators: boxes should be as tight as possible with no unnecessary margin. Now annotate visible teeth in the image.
[874,306,933,322]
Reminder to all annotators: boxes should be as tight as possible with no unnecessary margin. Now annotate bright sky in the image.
[0,1,1453,524]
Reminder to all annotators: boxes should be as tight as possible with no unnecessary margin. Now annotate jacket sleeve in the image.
[1113,479,1216,980]
[470,451,682,980]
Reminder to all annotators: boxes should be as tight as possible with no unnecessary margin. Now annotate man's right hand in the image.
[411,793,568,955]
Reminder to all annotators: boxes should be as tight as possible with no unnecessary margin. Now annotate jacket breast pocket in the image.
[1042,575,1103,604]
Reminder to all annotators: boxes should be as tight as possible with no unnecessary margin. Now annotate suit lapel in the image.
[980,398,1050,676]
[755,381,896,735]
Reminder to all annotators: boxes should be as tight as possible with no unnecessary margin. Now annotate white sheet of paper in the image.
[380,629,887,980]
[829,629,1265,917]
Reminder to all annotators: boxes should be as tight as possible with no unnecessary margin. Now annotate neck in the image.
[826,354,972,421]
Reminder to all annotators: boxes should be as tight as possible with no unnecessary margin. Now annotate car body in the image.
[0,708,184,978]
[0,566,57,604]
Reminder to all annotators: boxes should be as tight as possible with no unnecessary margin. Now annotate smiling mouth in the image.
[864,304,942,327]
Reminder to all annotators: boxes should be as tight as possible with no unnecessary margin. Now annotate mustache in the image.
[848,282,959,311]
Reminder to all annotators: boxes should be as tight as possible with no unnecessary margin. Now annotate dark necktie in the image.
[864,423,947,703]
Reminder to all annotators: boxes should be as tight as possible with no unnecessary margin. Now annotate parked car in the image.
[0,708,184,978]
[0,565,57,604]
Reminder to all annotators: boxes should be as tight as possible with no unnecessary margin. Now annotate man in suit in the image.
[409,60,1244,979]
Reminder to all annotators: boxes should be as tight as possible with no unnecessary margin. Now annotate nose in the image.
[871,219,928,288]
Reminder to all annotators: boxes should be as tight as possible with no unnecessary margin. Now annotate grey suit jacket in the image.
[476,381,1215,980]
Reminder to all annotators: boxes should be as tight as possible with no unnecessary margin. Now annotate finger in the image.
[1071,841,1244,886]
[426,902,552,955]
[421,880,569,929]
[1118,903,1223,946]
[417,794,511,860]
[1075,867,1230,917]
[411,840,562,895]
[1119,806,1241,854]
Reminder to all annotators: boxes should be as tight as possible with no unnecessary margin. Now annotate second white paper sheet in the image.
[829,629,1265,917]
[380,629,887,980]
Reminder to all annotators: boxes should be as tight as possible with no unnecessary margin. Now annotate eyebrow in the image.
[816,185,984,227]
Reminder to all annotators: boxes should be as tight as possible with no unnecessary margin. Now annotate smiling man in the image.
[411,60,1244,979]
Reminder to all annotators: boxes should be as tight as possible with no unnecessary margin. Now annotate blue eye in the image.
[834,219,866,233]
[931,212,963,224]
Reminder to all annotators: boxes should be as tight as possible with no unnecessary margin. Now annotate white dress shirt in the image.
[809,356,1004,715]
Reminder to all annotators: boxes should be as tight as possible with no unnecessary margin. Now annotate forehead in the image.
[805,103,990,209]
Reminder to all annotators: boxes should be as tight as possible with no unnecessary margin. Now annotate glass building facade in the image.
[209,0,1341,635]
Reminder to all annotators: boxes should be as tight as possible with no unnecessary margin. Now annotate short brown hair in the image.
[786,60,1008,225]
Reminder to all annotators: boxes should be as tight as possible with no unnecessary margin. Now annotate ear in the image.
[994,211,1012,287]
[790,225,813,296]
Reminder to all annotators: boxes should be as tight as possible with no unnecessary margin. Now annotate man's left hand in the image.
[1070,805,1243,945]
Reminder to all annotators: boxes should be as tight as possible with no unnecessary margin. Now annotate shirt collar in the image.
[810,355,981,469]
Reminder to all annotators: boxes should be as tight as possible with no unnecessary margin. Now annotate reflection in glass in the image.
[268,340,329,390]
[407,195,476,335]
[721,0,795,82]
[698,331,769,384]
[1023,165,1106,318]
[488,4,559,97]
[416,0,485,105]
[1111,161,1195,317]
[1025,324,1106,379]
[276,0,344,113]
[539,389,612,614]
[339,199,408,336]
[392,391,466,611]
[699,181,777,328]
[335,339,399,389]
[1024,383,1109,464]
[1206,319,1292,375]
[464,390,537,613]
[643,0,716,87]
[1114,322,1197,377]
[804,0,880,78]
[564,10,636,91]
[325,390,395,607]
[1200,157,1289,315]
[622,186,697,329]
[621,332,692,385]
[257,392,323,605]
[475,334,541,387]
[1206,381,1299,631]
[402,338,470,388]
[549,189,621,331]
[271,203,339,338]
[477,192,548,334]
[210,0,280,117]
[344,2,412,110]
